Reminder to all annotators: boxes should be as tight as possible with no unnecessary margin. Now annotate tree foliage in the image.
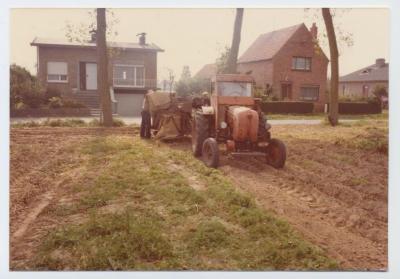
[372,85,388,99]
[175,78,210,97]
[216,47,231,74]
[10,64,44,109]
[65,9,119,43]
[304,8,354,54]
[180,65,191,81]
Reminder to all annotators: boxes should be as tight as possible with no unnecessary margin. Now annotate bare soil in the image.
[167,124,388,270]
[9,127,137,268]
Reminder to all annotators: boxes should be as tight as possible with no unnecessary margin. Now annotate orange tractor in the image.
[192,74,286,168]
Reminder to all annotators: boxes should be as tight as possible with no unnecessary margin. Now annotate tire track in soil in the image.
[218,150,387,270]
[164,136,387,269]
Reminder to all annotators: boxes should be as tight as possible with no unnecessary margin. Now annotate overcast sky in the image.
[10,8,389,81]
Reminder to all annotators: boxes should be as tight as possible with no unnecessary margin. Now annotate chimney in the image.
[310,22,318,40]
[137,32,147,45]
[89,29,96,43]
[376,58,385,67]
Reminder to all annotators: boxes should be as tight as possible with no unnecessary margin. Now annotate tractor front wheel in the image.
[202,138,219,168]
[266,138,286,169]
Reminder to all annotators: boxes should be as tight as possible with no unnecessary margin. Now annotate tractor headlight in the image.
[220,121,227,129]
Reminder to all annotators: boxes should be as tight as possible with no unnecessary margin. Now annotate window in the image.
[292,57,311,71]
[360,68,371,75]
[113,65,145,87]
[300,86,319,101]
[47,62,68,82]
[217,82,252,97]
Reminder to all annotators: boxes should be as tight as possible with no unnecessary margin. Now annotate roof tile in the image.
[31,37,164,52]
[238,24,303,63]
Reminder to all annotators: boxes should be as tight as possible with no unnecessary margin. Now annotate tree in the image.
[96,8,113,127]
[65,9,119,126]
[225,8,244,74]
[180,65,191,81]
[216,47,231,74]
[175,78,210,97]
[167,68,175,93]
[322,8,339,126]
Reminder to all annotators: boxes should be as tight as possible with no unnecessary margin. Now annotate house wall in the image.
[272,26,329,112]
[37,46,158,97]
[38,46,97,95]
[339,81,388,98]
[237,60,273,88]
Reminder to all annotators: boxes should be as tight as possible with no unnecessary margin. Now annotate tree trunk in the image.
[226,8,244,74]
[96,8,113,127]
[322,8,339,126]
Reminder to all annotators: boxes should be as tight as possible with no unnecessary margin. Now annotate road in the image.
[10,116,358,126]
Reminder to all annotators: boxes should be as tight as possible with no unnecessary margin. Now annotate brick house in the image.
[339,58,389,99]
[31,34,163,116]
[194,63,217,80]
[237,23,329,112]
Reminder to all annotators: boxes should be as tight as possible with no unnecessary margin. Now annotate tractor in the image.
[191,74,286,169]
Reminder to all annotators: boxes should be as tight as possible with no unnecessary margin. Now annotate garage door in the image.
[114,93,145,116]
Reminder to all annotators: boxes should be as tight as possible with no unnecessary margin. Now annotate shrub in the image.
[10,64,44,109]
[372,85,388,100]
[261,101,314,114]
[327,102,382,114]
[48,97,63,109]
[44,88,62,102]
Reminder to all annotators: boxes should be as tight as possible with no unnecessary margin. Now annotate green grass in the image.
[334,125,388,154]
[11,118,127,128]
[267,110,388,121]
[33,136,338,270]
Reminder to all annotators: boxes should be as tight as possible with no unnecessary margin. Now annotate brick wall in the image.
[237,25,329,112]
[272,26,328,112]
[237,60,273,88]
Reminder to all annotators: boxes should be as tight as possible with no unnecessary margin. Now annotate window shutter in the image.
[48,62,67,75]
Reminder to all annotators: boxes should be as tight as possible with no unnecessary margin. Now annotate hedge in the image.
[11,108,91,117]
[327,102,382,114]
[261,101,314,114]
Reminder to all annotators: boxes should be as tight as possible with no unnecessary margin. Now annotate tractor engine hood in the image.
[227,106,259,142]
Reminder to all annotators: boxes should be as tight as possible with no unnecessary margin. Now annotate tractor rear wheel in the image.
[202,138,219,168]
[140,110,151,139]
[266,138,286,168]
[192,112,209,157]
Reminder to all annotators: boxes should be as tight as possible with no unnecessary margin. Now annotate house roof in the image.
[30,37,164,52]
[339,60,389,82]
[194,63,217,80]
[238,24,304,63]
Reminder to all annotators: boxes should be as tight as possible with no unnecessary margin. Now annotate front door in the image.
[281,83,292,100]
[85,63,97,90]
[362,85,369,98]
